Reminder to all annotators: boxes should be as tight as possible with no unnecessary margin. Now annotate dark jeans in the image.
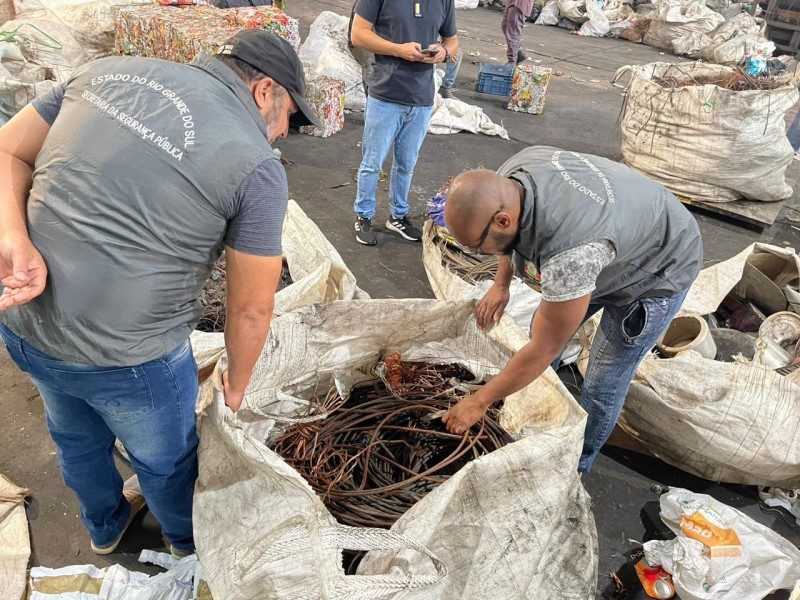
[0,324,199,549]
[502,5,526,62]
[560,291,688,472]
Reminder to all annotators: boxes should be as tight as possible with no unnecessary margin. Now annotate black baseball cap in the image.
[221,29,322,129]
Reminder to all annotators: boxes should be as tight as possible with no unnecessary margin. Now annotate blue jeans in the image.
[788,109,800,152]
[575,290,688,472]
[0,324,198,550]
[442,48,462,89]
[354,96,433,220]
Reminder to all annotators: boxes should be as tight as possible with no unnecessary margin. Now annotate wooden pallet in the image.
[676,194,785,230]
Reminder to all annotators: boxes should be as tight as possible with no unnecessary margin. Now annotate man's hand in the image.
[395,42,426,62]
[222,370,244,412]
[421,43,447,64]
[0,237,47,312]
[475,284,510,330]
[442,392,491,435]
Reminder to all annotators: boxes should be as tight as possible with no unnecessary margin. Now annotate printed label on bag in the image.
[679,513,742,558]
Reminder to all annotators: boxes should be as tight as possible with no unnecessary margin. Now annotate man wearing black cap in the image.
[0,30,318,557]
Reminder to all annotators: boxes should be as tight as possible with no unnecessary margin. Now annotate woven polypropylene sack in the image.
[193,299,597,600]
[189,200,368,375]
[618,61,798,203]
[579,244,800,486]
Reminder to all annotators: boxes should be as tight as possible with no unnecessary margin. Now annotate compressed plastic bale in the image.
[508,64,552,114]
[299,75,345,138]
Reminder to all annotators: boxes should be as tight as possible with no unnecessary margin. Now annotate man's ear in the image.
[251,77,275,110]
[496,212,512,229]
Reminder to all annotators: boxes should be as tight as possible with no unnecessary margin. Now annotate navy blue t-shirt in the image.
[355,0,456,107]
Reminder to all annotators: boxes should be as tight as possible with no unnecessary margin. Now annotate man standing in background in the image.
[502,0,533,64]
[350,0,459,246]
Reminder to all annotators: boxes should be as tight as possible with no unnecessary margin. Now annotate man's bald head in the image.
[444,168,522,254]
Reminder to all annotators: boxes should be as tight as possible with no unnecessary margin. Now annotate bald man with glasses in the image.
[440,146,703,473]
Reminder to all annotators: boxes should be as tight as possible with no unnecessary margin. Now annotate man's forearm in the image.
[442,36,459,59]
[224,305,273,396]
[0,154,33,240]
[494,255,514,289]
[477,340,556,407]
[352,28,400,57]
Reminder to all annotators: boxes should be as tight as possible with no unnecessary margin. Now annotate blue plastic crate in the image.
[476,63,515,96]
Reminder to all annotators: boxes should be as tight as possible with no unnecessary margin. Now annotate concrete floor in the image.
[1,0,799,597]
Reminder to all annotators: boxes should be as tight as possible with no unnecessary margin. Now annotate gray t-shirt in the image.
[32,84,286,257]
[355,0,456,107]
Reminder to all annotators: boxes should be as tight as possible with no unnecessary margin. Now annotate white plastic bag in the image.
[579,0,611,36]
[429,74,509,138]
[643,489,800,600]
[455,0,479,7]
[298,11,366,111]
[29,552,202,600]
[0,40,56,124]
[535,0,560,24]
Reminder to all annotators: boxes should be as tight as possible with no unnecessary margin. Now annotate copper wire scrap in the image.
[653,67,793,92]
[196,253,293,333]
[432,226,501,284]
[273,354,512,529]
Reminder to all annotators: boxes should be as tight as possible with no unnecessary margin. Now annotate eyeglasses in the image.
[467,206,503,254]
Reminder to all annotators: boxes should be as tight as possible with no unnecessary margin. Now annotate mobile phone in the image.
[421,48,438,56]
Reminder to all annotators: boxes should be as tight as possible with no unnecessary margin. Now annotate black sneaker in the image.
[355,217,377,246]
[516,49,528,64]
[438,86,455,100]
[386,216,422,242]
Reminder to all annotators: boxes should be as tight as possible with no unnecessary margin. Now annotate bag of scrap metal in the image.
[557,0,632,24]
[578,243,800,487]
[192,299,597,599]
[190,199,369,369]
[617,61,798,203]
[299,10,366,110]
[643,0,724,57]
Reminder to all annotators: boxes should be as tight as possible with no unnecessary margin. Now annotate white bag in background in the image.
[430,71,510,138]
[643,489,800,600]
[298,11,366,111]
[579,0,611,36]
[618,61,797,203]
[193,299,597,600]
[0,40,56,124]
[536,0,560,24]
[455,0,479,7]
[643,0,725,57]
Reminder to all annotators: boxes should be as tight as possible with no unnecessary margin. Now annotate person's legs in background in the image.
[577,291,688,472]
[439,48,462,99]
[354,96,406,245]
[385,104,433,242]
[503,5,527,63]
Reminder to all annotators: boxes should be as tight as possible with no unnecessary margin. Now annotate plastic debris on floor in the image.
[429,70,509,138]
[29,551,206,600]
[508,64,552,114]
[643,488,800,600]
[299,75,345,138]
